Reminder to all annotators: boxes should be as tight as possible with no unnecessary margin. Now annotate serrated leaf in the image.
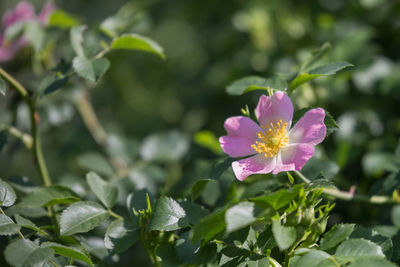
[272,220,296,250]
[111,33,165,59]
[148,196,187,231]
[0,179,16,207]
[70,25,86,57]
[226,76,287,95]
[41,242,93,266]
[23,185,80,207]
[73,56,110,82]
[0,214,20,236]
[4,239,54,267]
[48,10,81,29]
[348,257,397,267]
[191,208,226,244]
[225,202,256,233]
[291,250,332,267]
[293,108,339,136]
[251,184,302,210]
[104,219,139,254]
[350,226,393,259]
[176,232,217,264]
[87,172,118,209]
[320,224,356,250]
[0,77,6,96]
[179,200,209,225]
[60,201,109,236]
[335,238,385,261]
[289,62,352,91]
[15,214,47,235]
[38,75,69,95]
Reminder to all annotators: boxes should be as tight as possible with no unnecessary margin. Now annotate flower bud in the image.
[300,207,315,226]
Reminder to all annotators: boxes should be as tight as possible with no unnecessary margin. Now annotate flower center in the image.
[251,120,289,158]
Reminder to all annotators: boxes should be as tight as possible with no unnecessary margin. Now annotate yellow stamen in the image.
[251,120,289,158]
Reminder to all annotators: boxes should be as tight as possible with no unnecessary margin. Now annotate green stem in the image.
[0,207,24,239]
[0,68,29,100]
[0,68,57,229]
[294,171,396,205]
[108,209,123,220]
[284,250,290,267]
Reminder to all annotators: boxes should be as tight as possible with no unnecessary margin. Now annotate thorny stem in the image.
[0,68,57,229]
[0,207,24,239]
[294,171,397,205]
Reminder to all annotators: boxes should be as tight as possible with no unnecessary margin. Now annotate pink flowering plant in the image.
[0,1,400,267]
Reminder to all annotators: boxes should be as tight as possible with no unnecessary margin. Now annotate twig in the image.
[294,171,396,205]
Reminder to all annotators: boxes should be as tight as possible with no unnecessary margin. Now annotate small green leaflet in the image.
[148,196,188,231]
[86,172,118,209]
[226,76,287,95]
[111,33,165,59]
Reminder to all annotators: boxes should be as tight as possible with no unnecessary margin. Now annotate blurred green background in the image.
[1,0,400,265]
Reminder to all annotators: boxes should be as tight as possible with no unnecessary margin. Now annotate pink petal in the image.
[0,36,27,62]
[255,92,293,127]
[2,2,35,29]
[273,143,315,174]
[38,2,55,25]
[219,136,256,157]
[219,116,261,157]
[288,108,326,145]
[232,154,276,181]
[223,116,261,138]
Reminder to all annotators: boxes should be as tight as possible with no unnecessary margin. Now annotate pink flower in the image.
[0,1,55,62]
[219,92,326,181]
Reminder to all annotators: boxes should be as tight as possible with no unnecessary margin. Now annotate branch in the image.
[294,171,397,205]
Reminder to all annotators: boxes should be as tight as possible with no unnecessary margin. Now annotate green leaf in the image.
[179,200,210,225]
[4,239,54,267]
[22,185,80,207]
[72,56,110,82]
[190,179,213,201]
[226,76,287,95]
[70,25,86,57]
[104,219,139,254]
[251,184,302,210]
[0,214,20,236]
[15,214,47,235]
[41,242,93,266]
[291,250,333,267]
[140,130,189,162]
[111,33,165,59]
[24,21,45,52]
[0,179,16,207]
[247,257,270,267]
[48,10,81,29]
[289,62,353,91]
[194,131,223,155]
[77,152,114,176]
[148,196,187,231]
[87,172,118,209]
[293,108,339,136]
[38,75,69,96]
[156,243,180,267]
[272,220,297,250]
[391,205,400,228]
[350,226,393,259]
[300,42,332,72]
[60,201,110,236]
[0,77,7,96]
[320,223,356,250]
[225,202,256,233]
[335,238,385,262]
[348,258,397,267]
[191,208,226,244]
[176,232,217,264]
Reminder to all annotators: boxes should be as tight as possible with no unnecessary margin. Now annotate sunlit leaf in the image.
[23,185,80,207]
[111,33,165,59]
[148,196,187,231]
[48,10,81,29]
[60,201,109,236]
[225,202,256,233]
[87,172,118,209]
[0,179,16,207]
[226,76,287,95]
[272,220,297,250]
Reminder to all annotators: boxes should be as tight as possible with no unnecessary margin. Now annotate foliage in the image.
[0,0,399,266]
